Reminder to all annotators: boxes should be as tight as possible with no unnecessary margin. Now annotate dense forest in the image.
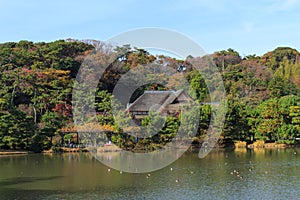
[0,39,300,152]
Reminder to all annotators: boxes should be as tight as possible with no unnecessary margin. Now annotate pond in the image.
[0,148,299,199]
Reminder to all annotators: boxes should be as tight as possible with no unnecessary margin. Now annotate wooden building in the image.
[126,89,192,120]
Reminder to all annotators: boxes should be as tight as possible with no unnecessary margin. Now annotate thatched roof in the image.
[127,89,186,112]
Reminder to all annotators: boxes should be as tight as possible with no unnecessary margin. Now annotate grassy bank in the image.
[0,150,29,155]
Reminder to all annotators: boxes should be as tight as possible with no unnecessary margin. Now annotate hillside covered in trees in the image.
[0,39,300,152]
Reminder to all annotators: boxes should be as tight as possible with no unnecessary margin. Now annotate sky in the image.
[1,0,300,56]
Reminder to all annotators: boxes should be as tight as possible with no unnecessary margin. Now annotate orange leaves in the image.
[21,67,70,79]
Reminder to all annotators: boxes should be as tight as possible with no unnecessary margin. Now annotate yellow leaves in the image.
[41,68,70,76]
[60,123,114,133]
[0,98,6,104]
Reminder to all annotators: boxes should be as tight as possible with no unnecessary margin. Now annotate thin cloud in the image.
[267,0,300,12]
[243,22,255,33]
[169,0,229,13]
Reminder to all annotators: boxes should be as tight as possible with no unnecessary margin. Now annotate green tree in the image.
[255,98,282,141]
[142,110,165,138]
[159,116,178,143]
[40,110,63,147]
[94,90,114,125]
[289,105,300,138]
[223,98,251,141]
[0,109,34,150]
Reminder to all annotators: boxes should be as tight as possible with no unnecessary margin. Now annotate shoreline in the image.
[1,144,300,155]
[0,150,29,155]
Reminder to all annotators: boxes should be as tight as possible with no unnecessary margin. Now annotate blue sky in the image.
[1,0,300,56]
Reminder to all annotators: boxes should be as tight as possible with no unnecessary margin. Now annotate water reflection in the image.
[95,148,186,173]
[0,148,299,199]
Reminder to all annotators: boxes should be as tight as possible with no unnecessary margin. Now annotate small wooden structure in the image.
[59,124,115,146]
[126,89,192,120]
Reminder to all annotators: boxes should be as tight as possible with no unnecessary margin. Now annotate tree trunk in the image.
[60,132,64,146]
[11,84,16,106]
[33,88,37,124]
[33,106,37,124]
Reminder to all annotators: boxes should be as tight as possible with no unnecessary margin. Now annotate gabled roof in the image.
[127,89,187,112]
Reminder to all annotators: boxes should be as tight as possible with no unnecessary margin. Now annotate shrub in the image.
[235,141,247,148]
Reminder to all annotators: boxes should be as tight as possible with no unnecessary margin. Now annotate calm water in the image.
[0,148,299,200]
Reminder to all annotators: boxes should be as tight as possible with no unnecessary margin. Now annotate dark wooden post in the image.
[59,131,65,146]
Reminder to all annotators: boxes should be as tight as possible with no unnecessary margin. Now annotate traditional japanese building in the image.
[126,89,192,121]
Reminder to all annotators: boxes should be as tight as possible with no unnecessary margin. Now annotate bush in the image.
[51,146,62,153]
[29,134,45,153]
[277,140,295,145]
[252,140,265,148]
[234,141,247,148]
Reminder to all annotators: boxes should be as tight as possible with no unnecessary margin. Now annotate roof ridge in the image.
[157,89,184,112]
[144,90,174,93]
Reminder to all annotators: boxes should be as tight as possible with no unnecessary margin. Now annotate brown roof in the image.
[127,89,186,112]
